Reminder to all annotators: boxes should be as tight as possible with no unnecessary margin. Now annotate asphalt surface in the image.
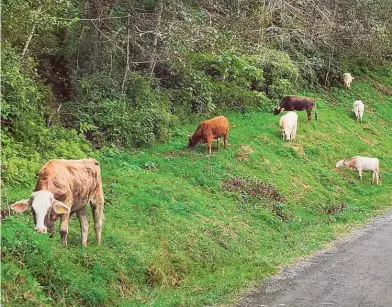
[237,210,392,307]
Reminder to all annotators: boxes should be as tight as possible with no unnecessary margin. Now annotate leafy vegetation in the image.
[2,72,392,305]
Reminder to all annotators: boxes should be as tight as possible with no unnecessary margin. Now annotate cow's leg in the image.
[293,125,297,140]
[206,137,213,154]
[223,132,228,149]
[373,171,380,185]
[59,213,70,246]
[76,209,89,246]
[358,169,363,181]
[216,138,220,150]
[91,190,104,245]
[306,109,311,123]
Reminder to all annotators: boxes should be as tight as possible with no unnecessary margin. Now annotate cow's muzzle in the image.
[34,226,48,233]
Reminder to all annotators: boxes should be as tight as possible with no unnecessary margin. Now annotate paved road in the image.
[237,210,392,307]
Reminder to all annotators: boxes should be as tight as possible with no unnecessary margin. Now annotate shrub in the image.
[257,48,299,97]
[169,50,272,114]
[168,49,298,115]
[1,45,91,188]
[75,73,174,147]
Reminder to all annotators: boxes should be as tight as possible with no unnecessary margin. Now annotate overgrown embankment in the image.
[2,69,392,306]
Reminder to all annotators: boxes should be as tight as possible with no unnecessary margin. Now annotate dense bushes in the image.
[1,45,89,187]
[72,74,174,147]
[167,50,298,115]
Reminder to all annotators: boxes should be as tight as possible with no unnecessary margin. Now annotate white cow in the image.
[352,100,364,122]
[343,73,354,89]
[336,156,381,184]
[279,111,298,141]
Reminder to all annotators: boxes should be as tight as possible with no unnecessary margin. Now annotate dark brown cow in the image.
[188,115,229,154]
[10,158,104,246]
[273,96,318,122]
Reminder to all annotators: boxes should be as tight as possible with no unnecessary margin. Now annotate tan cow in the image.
[10,158,104,246]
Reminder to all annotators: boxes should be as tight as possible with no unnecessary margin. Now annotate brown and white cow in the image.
[10,158,104,246]
[188,115,229,154]
[273,96,318,123]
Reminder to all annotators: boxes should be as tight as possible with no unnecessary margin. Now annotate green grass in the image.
[2,67,392,306]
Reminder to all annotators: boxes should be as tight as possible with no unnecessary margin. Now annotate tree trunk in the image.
[21,6,43,58]
[149,0,164,77]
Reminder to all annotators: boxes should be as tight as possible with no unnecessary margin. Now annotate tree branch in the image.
[21,6,43,58]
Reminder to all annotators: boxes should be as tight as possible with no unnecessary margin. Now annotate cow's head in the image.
[273,106,282,115]
[10,191,70,233]
[335,160,345,168]
[188,136,197,149]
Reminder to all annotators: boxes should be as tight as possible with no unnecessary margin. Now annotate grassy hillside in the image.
[2,67,392,306]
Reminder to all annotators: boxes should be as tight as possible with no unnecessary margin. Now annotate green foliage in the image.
[258,48,299,97]
[1,44,49,139]
[191,51,264,89]
[0,45,90,188]
[169,50,279,115]
[74,73,174,147]
[1,127,90,187]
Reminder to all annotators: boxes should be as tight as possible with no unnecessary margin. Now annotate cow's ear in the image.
[10,199,31,212]
[52,200,70,215]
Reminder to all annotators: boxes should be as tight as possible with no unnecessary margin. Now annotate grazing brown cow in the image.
[10,158,104,246]
[188,115,229,154]
[273,96,318,122]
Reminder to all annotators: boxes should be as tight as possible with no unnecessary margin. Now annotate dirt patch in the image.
[117,274,134,297]
[358,135,377,146]
[222,177,285,202]
[325,202,346,215]
[378,86,392,96]
[147,265,181,287]
[235,145,254,161]
[272,204,288,221]
[0,210,10,222]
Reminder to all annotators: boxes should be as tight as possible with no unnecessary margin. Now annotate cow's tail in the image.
[229,125,237,129]
[314,100,318,121]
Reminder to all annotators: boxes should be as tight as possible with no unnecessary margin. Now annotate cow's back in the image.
[35,158,102,210]
[281,96,314,111]
[280,111,298,129]
[202,116,229,138]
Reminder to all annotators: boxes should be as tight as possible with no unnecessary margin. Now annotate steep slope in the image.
[2,68,392,306]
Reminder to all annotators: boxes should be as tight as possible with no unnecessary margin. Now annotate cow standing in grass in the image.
[188,115,229,154]
[336,156,381,184]
[273,96,318,123]
[343,73,354,89]
[353,100,365,122]
[279,111,298,141]
[10,158,104,246]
